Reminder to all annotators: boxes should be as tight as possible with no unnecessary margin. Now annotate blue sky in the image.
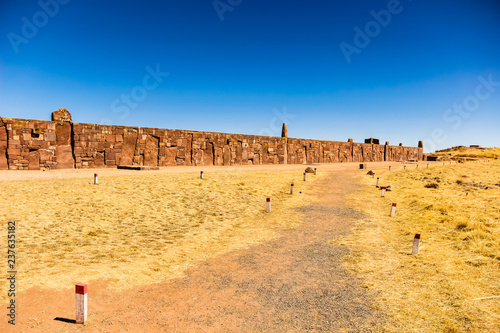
[1,0,499,153]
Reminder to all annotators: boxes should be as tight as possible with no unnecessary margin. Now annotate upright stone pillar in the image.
[0,117,8,170]
[52,108,75,169]
[418,140,424,161]
[281,123,288,164]
[384,141,389,161]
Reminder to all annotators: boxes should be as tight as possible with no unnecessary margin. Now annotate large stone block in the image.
[144,135,159,166]
[55,146,74,169]
[119,132,138,165]
[56,122,72,146]
[164,147,177,166]
[28,150,40,170]
[44,132,56,142]
[51,108,72,123]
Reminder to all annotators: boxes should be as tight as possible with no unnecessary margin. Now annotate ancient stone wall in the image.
[0,109,424,170]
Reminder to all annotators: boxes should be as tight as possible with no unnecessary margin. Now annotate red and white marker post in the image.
[266,197,271,212]
[412,233,421,255]
[376,177,379,187]
[404,165,406,170]
[303,173,306,181]
[290,183,294,195]
[75,283,87,324]
[416,165,419,169]
[381,186,386,197]
[314,168,317,175]
[390,203,397,216]
[94,173,98,185]
[427,164,429,168]
[200,171,204,179]
[389,166,391,171]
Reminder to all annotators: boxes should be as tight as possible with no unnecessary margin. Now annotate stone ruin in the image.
[0,109,424,170]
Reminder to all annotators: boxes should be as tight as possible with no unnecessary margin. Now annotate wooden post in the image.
[94,173,98,185]
[290,183,294,195]
[266,197,271,212]
[75,283,87,324]
[390,203,397,216]
[412,233,421,255]
[381,187,386,197]
[200,171,204,179]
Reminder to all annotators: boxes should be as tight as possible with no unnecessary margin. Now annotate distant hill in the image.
[427,146,500,160]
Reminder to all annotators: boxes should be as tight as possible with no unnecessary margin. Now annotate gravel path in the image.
[2,167,386,332]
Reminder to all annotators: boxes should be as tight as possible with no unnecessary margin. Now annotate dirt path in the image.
[3,167,386,332]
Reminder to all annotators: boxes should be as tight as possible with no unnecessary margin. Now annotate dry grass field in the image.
[341,159,500,332]
[0,168,321,303]
[429,146,500,160]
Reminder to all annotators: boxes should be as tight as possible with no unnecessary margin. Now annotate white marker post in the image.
[389,166,391,171]
[290,183,294,195]
[200,171,204,179]
[75,283,87,325]
[417,165,419,169]
[376,177,379,187]
[94,173,98,185]
[314,168,317,175]
[266,197,271,212]
[390,203,397,216]
[404,165,406,170]
[412,233,421,255]
[303,173,306,181]
[427,164,429,168]
[381,187,386,197]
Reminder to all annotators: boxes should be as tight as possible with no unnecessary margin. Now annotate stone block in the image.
[7,148,21,155]
[120,132,138,166]
[55,146,74,169]
[106,134,116,142]
[164,147,177,166]
[56,122,72,145]
[44,132,56,142]
[51,108,72,122]
[28,151,40,170]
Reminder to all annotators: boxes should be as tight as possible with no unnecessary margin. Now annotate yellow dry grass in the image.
[0,169,321,302]
[429,146,500,160]
[341,161,500,332]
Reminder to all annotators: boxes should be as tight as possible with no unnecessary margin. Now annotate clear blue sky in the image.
[1,0,499,153]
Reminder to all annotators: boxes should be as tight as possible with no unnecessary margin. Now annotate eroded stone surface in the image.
[1,110,424,170]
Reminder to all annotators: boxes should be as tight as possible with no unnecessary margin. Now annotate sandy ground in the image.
[0,161,399,182]
[0,162,398,332]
